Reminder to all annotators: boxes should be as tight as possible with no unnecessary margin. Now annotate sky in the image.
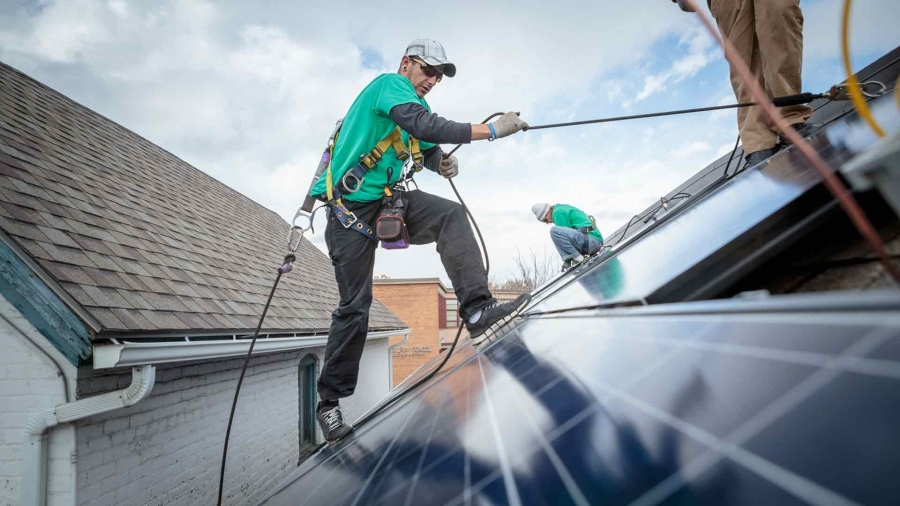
[0,0,898,287]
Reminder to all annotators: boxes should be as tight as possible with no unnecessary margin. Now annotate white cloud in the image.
[635,28,719,102]
[673,141,711,159]
[25,0,111,62]
[0,0,893,285]
[803,0,900,61]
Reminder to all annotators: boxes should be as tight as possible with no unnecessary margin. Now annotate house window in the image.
[445,299,459,327]
[298,354,317,453]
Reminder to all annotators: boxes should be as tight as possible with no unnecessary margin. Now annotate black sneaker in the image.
[465,293,532,345]
[780,121,815,146]
[317,405,353,443]
[742,146,781,170]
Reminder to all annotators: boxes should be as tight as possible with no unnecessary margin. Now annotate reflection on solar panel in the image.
[258,49,900,506]
[260,294,900,506]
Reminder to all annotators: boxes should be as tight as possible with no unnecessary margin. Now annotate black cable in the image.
[217,255,293,506]
[447,112,505,157]
[722,134,743,179]
[521,91,829,132]
[525,102,756,131]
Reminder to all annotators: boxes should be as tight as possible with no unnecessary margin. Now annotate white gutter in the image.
[387,331,411,390]
[92,329,410,369]
[22,365,156,506]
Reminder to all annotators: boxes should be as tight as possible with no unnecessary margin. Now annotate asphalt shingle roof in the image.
[0,62,406,336]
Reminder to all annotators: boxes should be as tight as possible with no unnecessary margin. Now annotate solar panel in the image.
[528,136,842,315]
[257,49,900,506]
[259,293,900,506]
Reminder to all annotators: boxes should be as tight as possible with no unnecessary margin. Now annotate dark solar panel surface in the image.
[260,299,900,506]
[257,49,900,506]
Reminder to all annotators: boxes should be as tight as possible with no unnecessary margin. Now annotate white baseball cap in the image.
[405,39,457,78]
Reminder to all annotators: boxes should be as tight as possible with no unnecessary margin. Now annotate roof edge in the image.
[0,230,103,333]
[0,231,95,365]
[95,325,409,341]
[92,328,409,369]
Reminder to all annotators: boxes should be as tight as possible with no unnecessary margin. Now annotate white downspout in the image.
[22,365,156,506]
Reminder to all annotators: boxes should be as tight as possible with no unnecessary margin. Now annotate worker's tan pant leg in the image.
[710,0,812,153]
[755,0,812,125]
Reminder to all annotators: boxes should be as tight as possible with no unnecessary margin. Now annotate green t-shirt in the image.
[310,73,435,203]
[551,204,603,242]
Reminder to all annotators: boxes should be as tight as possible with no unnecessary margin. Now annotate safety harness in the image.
[324,127,423,241]
[575,215,600,253]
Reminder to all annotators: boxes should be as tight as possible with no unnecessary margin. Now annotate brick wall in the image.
[73,337,391,506]
[0,301,75,506]
[372,283,441,386]
[74,350,312,506]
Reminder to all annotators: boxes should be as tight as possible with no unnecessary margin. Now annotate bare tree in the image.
[490,247,560,293]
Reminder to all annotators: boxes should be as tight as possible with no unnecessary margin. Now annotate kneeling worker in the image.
[532,203,604,270]
[310,39,532,443]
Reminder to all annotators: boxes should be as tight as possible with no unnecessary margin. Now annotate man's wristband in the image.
[488,123,496,141]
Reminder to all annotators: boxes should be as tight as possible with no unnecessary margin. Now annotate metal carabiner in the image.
[287,208,315,254]
[830,80,888,101]
[860,80,887,98]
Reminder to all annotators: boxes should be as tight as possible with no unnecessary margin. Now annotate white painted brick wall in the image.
[75,338,391,506]
[0,302,76,506]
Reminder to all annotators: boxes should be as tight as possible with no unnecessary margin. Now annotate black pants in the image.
[317,190,492,402]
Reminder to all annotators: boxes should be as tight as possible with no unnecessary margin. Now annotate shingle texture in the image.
[0,62,405,335]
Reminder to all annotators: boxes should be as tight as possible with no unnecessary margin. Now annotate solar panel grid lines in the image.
[502,340,593,506]
[624,325,897,506]
[259,309,900,505]
[475,355,523,506]
[349,395,428,506]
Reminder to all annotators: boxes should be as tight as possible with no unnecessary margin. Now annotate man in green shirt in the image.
[311,39,531,443]
[532,203,604,270]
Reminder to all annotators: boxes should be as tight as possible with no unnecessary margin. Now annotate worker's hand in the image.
[439,155,458,179]
[674,0,696,12]
[490,112,529,139]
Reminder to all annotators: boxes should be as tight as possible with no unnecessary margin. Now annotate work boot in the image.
[779,121,815,146]
[465,293,532,346]
[742,146,781,171]
[317,404,353,443]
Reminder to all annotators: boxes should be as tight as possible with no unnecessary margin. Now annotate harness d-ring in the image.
[341,171,364,193]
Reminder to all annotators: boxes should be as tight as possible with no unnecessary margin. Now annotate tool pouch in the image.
[376,193,409,249]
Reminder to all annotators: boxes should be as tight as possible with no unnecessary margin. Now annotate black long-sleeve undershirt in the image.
[391,103,470,174]
[390,103,472,145]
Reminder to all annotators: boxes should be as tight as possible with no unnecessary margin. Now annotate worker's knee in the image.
[550,226,567,238]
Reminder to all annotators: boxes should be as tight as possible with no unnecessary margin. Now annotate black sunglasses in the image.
[410,57,443,83]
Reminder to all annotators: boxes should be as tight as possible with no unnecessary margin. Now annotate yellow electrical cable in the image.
[842,0,885,137]
[896,74,899,110]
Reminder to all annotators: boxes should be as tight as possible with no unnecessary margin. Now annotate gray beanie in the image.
[531,203,551,221]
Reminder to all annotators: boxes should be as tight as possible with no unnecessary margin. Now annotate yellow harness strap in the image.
[328,126,421,197]
[325,129,340,202]
[359,127,420,170]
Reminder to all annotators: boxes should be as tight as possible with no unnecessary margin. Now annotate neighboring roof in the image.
[0,62,405,337]
[373,277,444,285]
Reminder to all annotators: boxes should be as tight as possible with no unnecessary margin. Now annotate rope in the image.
[842,0,885,137]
